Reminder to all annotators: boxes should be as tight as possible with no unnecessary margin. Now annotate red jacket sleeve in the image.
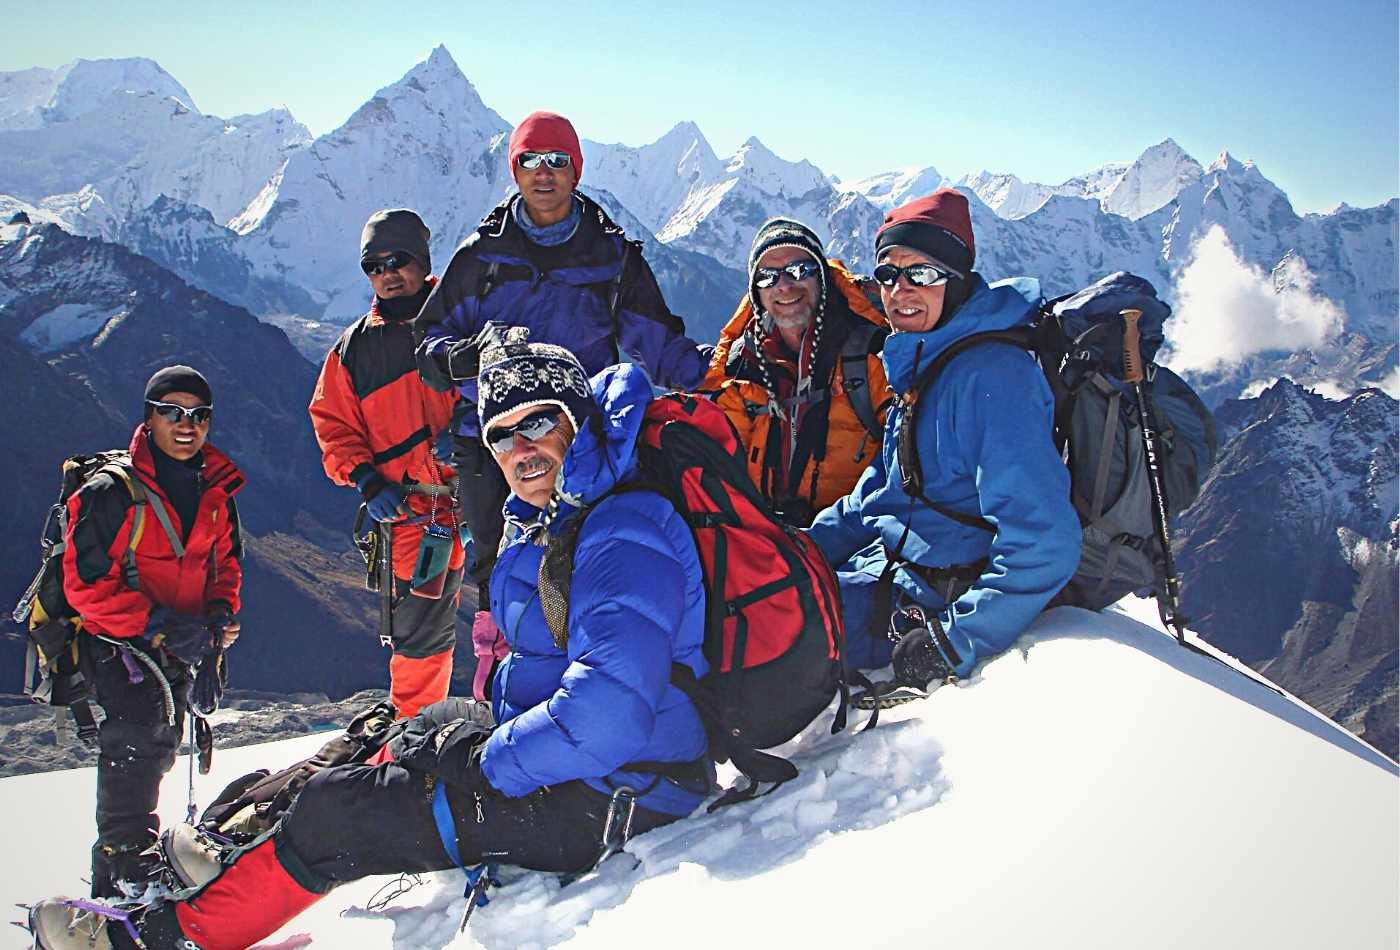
[61,483,153,639]
[308,347,372,487]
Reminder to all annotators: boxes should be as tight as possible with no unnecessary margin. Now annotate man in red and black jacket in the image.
[63,365,244,898]
[309,209,464,720]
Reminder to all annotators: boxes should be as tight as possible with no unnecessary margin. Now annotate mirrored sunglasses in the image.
[146,401,213,425]
[485,408,564,455]
[360,252,415,277]
[517,151,572,171]
[872,261,961,288]
[753,260,822,289]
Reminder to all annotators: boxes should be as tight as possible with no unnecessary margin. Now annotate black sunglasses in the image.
[872,261,961,288]
[485,408,565,455]
[361,252,415,277]
[517,151,572,170]
[753,260,822,289]
[147,401,213,425]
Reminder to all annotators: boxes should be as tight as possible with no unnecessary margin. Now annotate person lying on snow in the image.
[27,333,713,950]
[805,188,1080,706]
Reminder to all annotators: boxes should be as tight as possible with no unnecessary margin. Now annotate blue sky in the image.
[5,0,1397,212]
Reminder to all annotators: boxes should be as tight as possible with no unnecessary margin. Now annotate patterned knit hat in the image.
[477,326,594,439]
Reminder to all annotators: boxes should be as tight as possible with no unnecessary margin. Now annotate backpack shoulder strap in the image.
[838,320,886,442]
[93,460,160,588]
[896,327,1039,533]
[477,261,502,302]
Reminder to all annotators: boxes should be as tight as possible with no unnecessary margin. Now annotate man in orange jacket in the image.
[703,218,893,526]
[309,209,464,718]
[63,366,243,898]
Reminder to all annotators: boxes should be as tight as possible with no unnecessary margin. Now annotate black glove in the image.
[147,611,215,666]
[444,322,508,382]
[396,717,492,789]
[190,649,226,716]
[891,623,953,689]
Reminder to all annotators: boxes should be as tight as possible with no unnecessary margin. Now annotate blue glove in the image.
[356,472,408,523]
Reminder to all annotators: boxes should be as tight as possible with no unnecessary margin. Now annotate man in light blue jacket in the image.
[806,188,1080,703]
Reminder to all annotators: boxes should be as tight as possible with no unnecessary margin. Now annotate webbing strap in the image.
[431,780,462,867]
[1090,380,1121,521]
[142,490,184,557]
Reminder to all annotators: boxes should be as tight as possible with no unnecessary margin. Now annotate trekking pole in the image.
[1120,309,1187,643]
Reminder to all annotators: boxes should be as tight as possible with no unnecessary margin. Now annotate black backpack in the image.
[898,272,1218,614]
[11,451,179,743]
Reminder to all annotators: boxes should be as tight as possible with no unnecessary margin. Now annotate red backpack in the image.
[539,393,856,806]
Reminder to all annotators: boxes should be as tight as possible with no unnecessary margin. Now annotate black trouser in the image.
[79,636,190,889]
[453,438,509,597]
[275,696,677,886]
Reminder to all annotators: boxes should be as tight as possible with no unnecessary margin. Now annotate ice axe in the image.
[1121,308,1188,643]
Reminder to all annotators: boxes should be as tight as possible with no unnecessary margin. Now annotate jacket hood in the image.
[503,362,652,528]
[882,275,1041,393]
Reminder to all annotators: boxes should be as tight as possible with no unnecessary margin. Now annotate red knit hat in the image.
[875,188,975,274]
[508,111,584,183]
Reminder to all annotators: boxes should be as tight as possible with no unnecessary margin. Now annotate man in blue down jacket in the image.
[807,189,1080,703]
[27,334,712,950]
[413,111,710,602]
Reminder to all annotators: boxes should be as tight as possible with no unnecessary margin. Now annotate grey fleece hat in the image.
[746,217,827,315]
[360,209,431,272]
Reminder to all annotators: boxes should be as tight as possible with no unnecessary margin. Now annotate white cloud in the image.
[1378,366,1400,400]
[1160,225,1344,373]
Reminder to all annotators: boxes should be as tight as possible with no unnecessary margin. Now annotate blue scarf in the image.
[513,195,582,247]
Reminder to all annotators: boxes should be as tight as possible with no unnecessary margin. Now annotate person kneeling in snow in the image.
[806,188,1081,705]
[27,332,712,950]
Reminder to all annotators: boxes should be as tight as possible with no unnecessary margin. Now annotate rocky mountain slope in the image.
[1176,380,1398,756]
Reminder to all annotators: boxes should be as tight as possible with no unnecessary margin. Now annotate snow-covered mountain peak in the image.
[1102,138,1204,219]
[343,44,504,135]
[960,169,1055,219]
[724,136,828,197]
[0,57,196,131]
[843,165,946,211]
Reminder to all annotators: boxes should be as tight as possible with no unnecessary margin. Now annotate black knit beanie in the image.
[361,209,431,273]
[144,365,212,417]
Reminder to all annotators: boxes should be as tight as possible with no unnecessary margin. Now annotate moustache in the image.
[514,455,555,480]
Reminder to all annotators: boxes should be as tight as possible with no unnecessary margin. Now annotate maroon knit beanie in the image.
[509,111,584,183]
[875,188,975,275]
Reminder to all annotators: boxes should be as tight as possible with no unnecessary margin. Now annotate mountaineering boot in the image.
[160,823,224,890]
[25,899,113,950]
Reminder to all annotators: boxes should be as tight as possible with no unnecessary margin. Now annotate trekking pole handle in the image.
[1120,308,1144,384]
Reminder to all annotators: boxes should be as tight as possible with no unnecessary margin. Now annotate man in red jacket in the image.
[309,209,466,718]
[62,365,243,898]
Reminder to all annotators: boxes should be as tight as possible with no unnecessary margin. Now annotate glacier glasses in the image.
[753,260,822,289]
[146,401,213,425]
[516,151,572,171]
[360,252,415,277]
[872,261,963,288]
[486,408,565,455]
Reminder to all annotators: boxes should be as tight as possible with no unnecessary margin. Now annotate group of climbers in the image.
[26,109,1084,949]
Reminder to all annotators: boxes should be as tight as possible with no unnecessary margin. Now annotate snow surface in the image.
[18,303,127,352]
[2,604,1394,949]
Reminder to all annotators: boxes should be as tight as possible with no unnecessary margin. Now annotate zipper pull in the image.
[474,792,484,824]
[853,431,870,463]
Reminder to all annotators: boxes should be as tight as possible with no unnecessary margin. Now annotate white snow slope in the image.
[1,603,1394,950]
